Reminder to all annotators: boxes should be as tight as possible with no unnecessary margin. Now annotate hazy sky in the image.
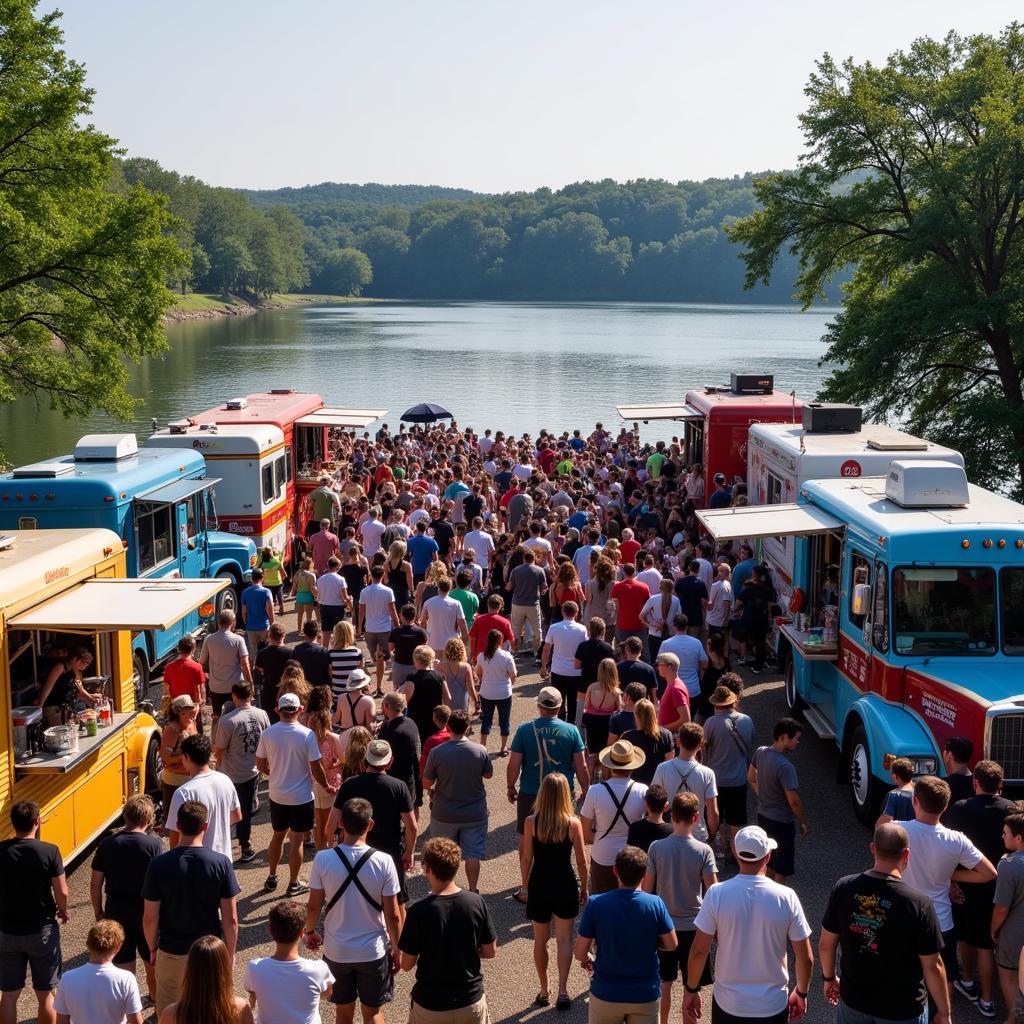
[51,1,1020,194]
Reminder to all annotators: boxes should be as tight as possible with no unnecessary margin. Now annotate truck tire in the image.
[784,658,807,716]
[848,724,884,825]
[132,651,149,707]
[144,733,162,803]
[215,573,238,616]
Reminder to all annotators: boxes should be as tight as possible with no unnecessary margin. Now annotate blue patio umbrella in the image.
[400,403,454,423]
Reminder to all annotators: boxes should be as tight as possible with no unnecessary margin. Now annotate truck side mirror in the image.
[852,583,871,616]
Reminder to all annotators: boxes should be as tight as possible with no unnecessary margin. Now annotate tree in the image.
[0,1,183,435]
[729,25,1024,493]
[322,248,373,296]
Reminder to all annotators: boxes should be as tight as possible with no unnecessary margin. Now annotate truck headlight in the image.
[249,554,257,567]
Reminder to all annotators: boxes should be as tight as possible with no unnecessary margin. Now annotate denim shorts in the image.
[0,923,61,992]
[430,818,487,860]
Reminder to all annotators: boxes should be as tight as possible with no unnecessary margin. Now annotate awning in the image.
[135,478,220,505]
[697,503,845,542]
[296,408,388,429]
[9,577,229,632]
[617,403,703,422]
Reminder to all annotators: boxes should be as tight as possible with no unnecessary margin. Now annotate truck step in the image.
[803,705,836,740]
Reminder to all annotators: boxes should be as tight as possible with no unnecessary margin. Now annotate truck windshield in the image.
[892,567,996,656]
[1002,568,1024,655]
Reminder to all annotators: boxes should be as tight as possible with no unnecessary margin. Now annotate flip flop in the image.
[556,993,572,1011]
[512,888,529,904]
[535,993,550,1006]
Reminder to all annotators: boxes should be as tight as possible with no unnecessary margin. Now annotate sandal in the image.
[512,888,529,904]
[556,993,572,1011]
[535,993,550,1006]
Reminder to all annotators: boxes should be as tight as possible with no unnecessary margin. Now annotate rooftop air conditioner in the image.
[802,403,863,433]
[73,434,138,461]
[884,460,969,508]
[730,372,774,395]
[225,397,248,410]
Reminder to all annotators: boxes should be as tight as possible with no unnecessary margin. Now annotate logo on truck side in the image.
[227,521,254,534]
[840,460,863,477]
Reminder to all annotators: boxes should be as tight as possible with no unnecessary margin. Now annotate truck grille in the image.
[988,714,1024,782]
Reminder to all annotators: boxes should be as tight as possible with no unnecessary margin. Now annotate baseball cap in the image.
[733,825,778,862]
[169,694,196,713]
[277,692,301,712]
[714,472,726,484]
[365,740,393,767]
[537,686,563,710]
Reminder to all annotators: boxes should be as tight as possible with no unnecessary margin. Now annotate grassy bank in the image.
[164,291,372,321]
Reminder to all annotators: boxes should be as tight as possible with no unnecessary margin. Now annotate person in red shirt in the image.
[655,651,691,732]
[610,563,651,651]
[162,635,206,725]
[307,518,340,576]
[419,705,453,774]
[538,445,557,475]
[618,528,642,570]
[469,594,515,660]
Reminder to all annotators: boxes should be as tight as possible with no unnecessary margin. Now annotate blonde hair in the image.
[343,726,371,779]
[425,561,450,586]
[330,620,355,649]
[443,637,466,661]
[596,658,620,698]
[413,644,435,668]
[634,698,659,739]
[533,771,573,844]
[278,663,311,705]
[388,540,407,561]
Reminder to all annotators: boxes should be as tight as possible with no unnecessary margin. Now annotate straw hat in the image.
[598,739,646,773]
[344,669,370,692]
[709,685,738,708]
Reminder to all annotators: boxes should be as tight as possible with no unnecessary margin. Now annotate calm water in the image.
[0,301,836,465]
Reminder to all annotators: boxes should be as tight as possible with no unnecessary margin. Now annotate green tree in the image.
[322,248,373,296]
[730,25,1024,492]
[0,0,183,433]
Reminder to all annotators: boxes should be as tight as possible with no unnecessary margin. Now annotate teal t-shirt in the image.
[450,587,479,628]
[510,717,586,795]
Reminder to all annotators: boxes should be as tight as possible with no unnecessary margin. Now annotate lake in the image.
[0,300,836,465]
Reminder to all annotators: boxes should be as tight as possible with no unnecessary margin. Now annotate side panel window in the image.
[871,561,889,653]
[1002,567,1024,655]
[274,454,287,495]
[765,470,784,506]
[261,463,275,505]
[849,551,870,629]
[136,504,175,574]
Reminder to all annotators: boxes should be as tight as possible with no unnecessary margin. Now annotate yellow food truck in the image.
[0,528,226,859]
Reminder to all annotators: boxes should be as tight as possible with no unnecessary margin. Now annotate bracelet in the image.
[684,983,701,994]
[822,976,836,983]
[795,990,808,999]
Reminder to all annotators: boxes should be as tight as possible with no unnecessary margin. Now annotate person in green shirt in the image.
[646,441,667,480]
[258,546,286,614]
[451,568,480,629]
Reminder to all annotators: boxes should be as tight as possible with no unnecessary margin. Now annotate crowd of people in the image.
[3,419,1024,1024]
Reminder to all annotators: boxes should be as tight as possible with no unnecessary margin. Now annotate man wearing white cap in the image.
[684,825,813,1024]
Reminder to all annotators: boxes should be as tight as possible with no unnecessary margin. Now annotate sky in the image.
[50,0,1022,195]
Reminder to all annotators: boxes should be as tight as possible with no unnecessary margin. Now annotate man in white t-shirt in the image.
[358,565,400,694]
[463,517,496,577]
[316,556,352,644]
[166,733,241,862]
[572,530,603,585]
[359,509,386,559]
[685,825,813,1022]
[523,521,554,568]
[54,920,143,1024]
[657,617,708,699]
[305,797,402,1023]
[540,601,589,724]
[706,564,733,635]
[421,578,469,652]
[694,543,715,592]
[652,722,719,843]
[637,554,664,596]
[255,693,329,898]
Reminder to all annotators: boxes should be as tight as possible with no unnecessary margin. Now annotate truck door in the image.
[175,495,205,638]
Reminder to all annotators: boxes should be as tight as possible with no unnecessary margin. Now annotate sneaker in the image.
[286,880,308,897]
[750,667,762,675]
[979,1000,996,1018]
[239,846,256,864]
[252,794,260,813]
[264,874,278,892]
[954,980,979,1003]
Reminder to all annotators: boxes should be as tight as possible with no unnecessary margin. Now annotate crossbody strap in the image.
[598,780,636,839]
[323,847,382,917]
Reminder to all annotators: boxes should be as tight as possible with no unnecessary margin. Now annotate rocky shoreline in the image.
[162,294,327,324]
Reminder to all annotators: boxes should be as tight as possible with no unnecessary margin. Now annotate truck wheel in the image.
[144,734,162,799]
[132,651,149,707]
[784,658,807,716]
[848,725,883,825]
[215,573,238,616]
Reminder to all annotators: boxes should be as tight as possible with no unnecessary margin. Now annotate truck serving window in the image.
[1001,568,1024,655]
[893,567,995,656]
[136,503,175,573]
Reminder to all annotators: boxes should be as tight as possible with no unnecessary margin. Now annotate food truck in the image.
[0,434,256,696]
[0,529,227,858]
[698,461,1024,821]
[153,392,386,564]
[618,372,802,501]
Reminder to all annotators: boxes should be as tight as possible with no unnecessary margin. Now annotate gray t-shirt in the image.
[508,493,534,532]
[647,833,717,930]
[995,850,1024,967]
[215,704,270,783]
[423,737,492,823]
[703,711,756,788]
[752,746,799,824]
[650,758,718,842]
[510,563,547,606]
[200,628,249,694]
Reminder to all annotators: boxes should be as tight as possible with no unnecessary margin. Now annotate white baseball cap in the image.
[277,692,301,712]
[733,825,778,862]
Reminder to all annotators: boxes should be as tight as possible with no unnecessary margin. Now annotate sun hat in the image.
[537,686,563,710]
[345,669,370,692]
[169,694,196,713]
[709,685,738,707]
[598,739,647,773]
[277,692,301,712]
[734,825,778,862]
[365,739,393,767]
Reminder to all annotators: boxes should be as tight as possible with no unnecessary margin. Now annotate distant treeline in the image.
[116,161,838,303]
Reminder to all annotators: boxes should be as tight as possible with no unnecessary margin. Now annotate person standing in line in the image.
[475,629,518,756]
[656,615,707,704]
[521,772,589,1011]
[293,618,331,689]
[508,548,547,660]
[0,801,69,1024]
[53,921,143,1024]
[940,736,976,819]
[253,623,294,714]
[304,798,402,1024]
[213,682,269,864]
[421,577,470,653]
[993,812,1024,1024]
[651,723,719,844]
[643,792,718,1024]
[199,609,253,719]
[540,600,588,724]
[422,710,493,892]
[468,593,514,661]
[580,740,649,894]
[378,692,422,804]
[819,822,950,1024]
[608,681,649,743]
[89,795,163,1006]
[257,545,287,616]
[389,604,428,691]
[674,561,708,639]
[165,734,242,862]
[406,519,440,586]
[610,563,651,653]
[574,617,615,729]
[142,801,240,1017]
[684,825,813,1024]
[641,578,681,665]
[157,935,252,1024]
[358,565,400,696]
[463,517,495,585]
[655,653,691,733]
[161,635,206,720]
[307,480,341,538]
[328,622,366,710]
[628,785,674,851]
[240,567,275,658]
[705,564,733,642]
[399,837,498,1024]
[255,692,329,897]
[574,845,678,1024]
[616,636,659,700]
[317,557,353,649]
[332,668,376,735]
[701,683,755,858]
[359,506,387,560]
[749,718,810,884]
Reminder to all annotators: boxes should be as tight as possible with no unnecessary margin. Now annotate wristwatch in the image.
[795,990,808,999]
[822,976,836,982]
[684,983,701,994]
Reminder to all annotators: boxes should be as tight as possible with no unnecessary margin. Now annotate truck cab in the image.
[699,460,1024,822]
[0,434,256,695]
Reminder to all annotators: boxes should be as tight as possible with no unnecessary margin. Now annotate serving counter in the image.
[16,711,139,775]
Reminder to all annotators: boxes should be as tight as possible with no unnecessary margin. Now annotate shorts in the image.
[659,928,713,985]
[527,877,579,923]
[391,662,416,687]
[320,604,346,633]
[295,591,315,606]
[365,631,391,660]
[0,924,61,992]
[590,860,617,895]
[409,995,489,1024]
[430,818,487,861]
[325,954,394,1008]
[269,798,315,834]
[717,784,748,828]
[758,814,796,877]
[940,927,961,983]
[960,880,997,949]
[111,925,150,966]
[209,690,233,717]
[712,999,787,1024]
[516,792,537,835]
[582,712,612,755]
[313,783,337,811]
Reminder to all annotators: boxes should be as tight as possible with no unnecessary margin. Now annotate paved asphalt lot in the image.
[18,631,998,1024]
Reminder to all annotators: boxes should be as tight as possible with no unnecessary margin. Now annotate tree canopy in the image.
[0,0,183,430]
[730,24,1024,493]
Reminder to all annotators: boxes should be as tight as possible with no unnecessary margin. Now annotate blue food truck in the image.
[0,433,256,697]
[698,459,1024,821]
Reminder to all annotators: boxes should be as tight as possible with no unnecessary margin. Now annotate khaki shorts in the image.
[409,995,489,1024]
[155,949,188,1016]
[365,631,391,660]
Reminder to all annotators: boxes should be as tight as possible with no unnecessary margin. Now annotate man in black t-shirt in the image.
[328,740,418,904]
[429,509,456,563]
[292,619,331,687]
[0,800,67,1021]
[820,823,950,1024]
[389,605,427,689]
[617,636,659,699]
[573,617,614,724]
[399,837,496,1020]
[254,623,295,711]
[379,692,422,800]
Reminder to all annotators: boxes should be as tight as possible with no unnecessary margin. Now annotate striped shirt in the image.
[328,647,364,704]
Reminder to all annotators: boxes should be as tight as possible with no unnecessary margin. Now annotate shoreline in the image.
[162,293,375,323]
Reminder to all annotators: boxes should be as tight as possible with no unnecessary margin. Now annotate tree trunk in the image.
[988,329,1024,489]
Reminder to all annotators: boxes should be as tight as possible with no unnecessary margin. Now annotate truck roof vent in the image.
[269,389,294,395]
[731,372,774,395]
[802,403,863,434]
[168,420,191,434]
[11,460,75,479]
[225,397,248,410]
[884,460,969,508]
[73,434,138,462]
